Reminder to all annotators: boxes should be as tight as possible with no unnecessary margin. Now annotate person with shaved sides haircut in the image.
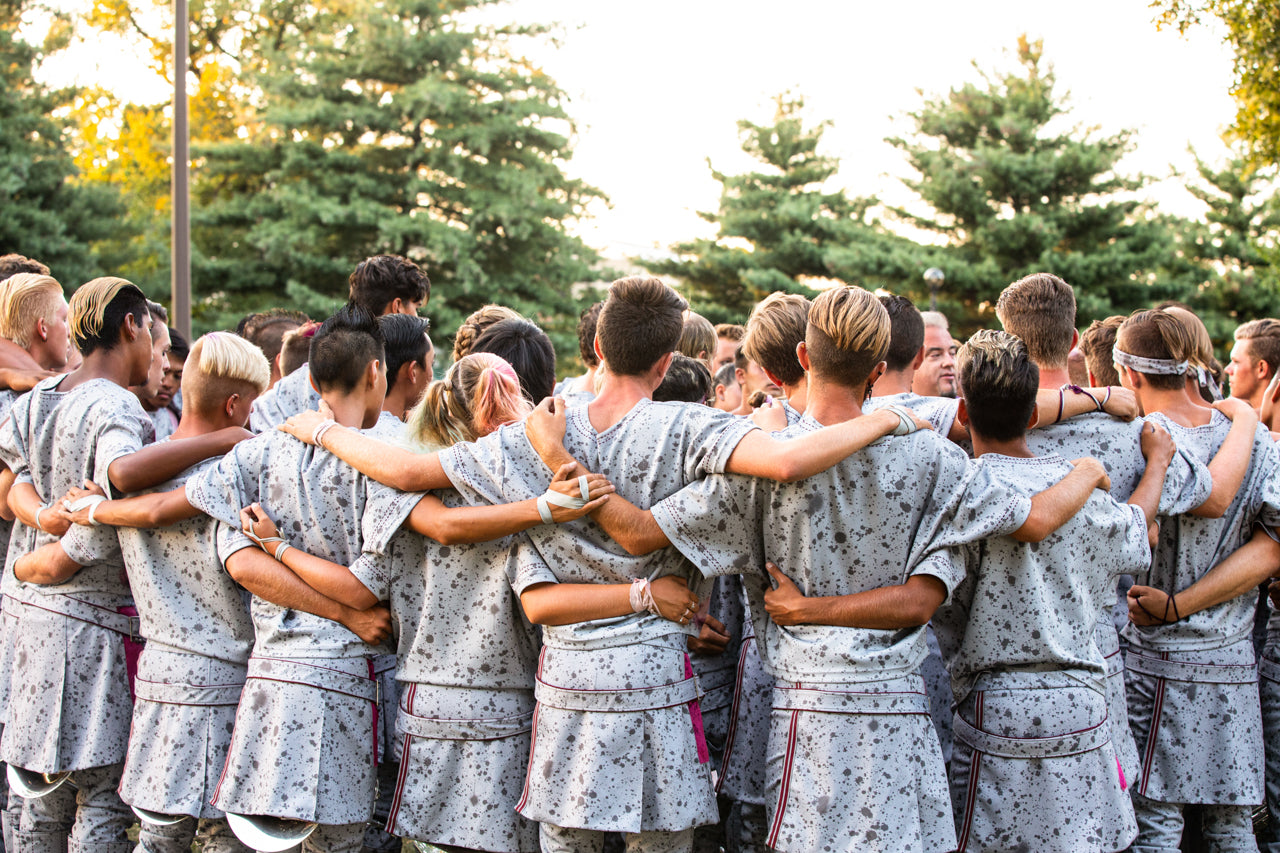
[999,273,1255,790]
[0,278,248,853]
[15,333,270,853]
[933,330,1166,852]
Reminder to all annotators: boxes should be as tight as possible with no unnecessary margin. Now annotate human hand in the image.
[687,615,730,656]
[763,561,809,626]
[1069,457,1111,492]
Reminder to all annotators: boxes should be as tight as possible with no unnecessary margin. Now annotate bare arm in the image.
[278,411,451,492]
[1011,458,1111,543]
[519,575,697,626]
[13,541,85,585]
[8,481,67,535]
[763,561,947,629]
[1033,386,1138,426]
[107,428,251,495]
[0,367,55,393]
[1190,399,1259,518]
[224,547,391,645]
[0,341,43,374]
[404,467,613,545]
[725,408,913,482]
[60,483,199,529]
[0,466,15,522]
[1129,422,1175,546]
[1130,529,1280,626]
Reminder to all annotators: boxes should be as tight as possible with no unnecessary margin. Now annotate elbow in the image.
[1011,521,1049,544]
[772,459,805,484]
[429,524,464,547]
[0,502,14,523]
[902,600,936,628]
[1191,495,1227,519]
[519,598,549,625]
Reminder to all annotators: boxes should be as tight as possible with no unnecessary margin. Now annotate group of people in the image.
[0,250,1273,853]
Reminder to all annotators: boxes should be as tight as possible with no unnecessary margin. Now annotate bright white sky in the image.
[45,0,1241,261]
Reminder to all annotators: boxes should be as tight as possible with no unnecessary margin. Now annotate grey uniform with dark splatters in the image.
[439,399,756,837]
[354,485,543,853]
[934,453,1150,853]
[185,428,419,837]
[864,391,960,437]
[1122,414,1280,849]
[1025,411,1211,788]
[247,365,320,433]
[0,378,152,773]
[652,419,1032,853]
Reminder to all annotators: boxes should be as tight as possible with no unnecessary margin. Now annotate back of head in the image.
[597,276,687,376]
[1234,317,1280,377]
[0,273,63,349]
[743,292,810,385]
[0,254,50,281]
[1163,305,1223,400]
[146,300,169,327]
[241,308,310,367]
[919,311,949,333]
[409,352,530,450]
[1080,316,1124,387]
[471,317,556,403]
[577,302,604,367]
[677,311,717,362]
[279,322,321,377]
[957,329,1040,442]
[379,313,432,388]
[654,353,713,404]
[715,323,745,344]
[309,303,386,393]
[452,304,522,362]
[167,327,191,362]
[1116,309,1195,391]
[183,332,271,418]
[69,277,149,356]
[348,255,429,317]
[804,285,890,388]
[714,362,737,390]
[995,272,1077,367]
[879,293,924,372]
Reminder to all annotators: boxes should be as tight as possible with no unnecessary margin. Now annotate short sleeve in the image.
[675,404,758,479]
[439,424,546,506]
[1251,433,1280,531]
[215,522,256,566]
[93,407,152,496]
[924,455,1033,555]
[0,400,27,477]
[362,481,423,556]
[651,473,765,578]
[60,522,120,568]
[910,548,966,607]
[186,442,260,528]
[1158,449,1212,517]
[350,551,392,601]
[511,550,559,596]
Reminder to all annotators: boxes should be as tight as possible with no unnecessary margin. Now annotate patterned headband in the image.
[1112,345,1188,376]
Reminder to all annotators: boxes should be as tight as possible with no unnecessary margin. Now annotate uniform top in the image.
[0,389,18,599]
[1025,412,1210,509]
[64,456,254,666]
[933,453,1151,702]
[439,398,757,652]
[1126,412,1280,651]
[0,377,151,606]
[864,391,960,437]
[354,492,544,691]
[248,365,320,434]
[186,428,420,659]
[150,407,179,442]
[651,415,1032,684]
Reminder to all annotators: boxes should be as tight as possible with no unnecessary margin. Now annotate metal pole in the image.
[171,0,192,339]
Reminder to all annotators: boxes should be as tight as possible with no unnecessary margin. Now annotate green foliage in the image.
[1153,0,1280,169]
[0,0,125,288]
[179,0,605,358]
[840,36,1196,335]
[643,94,903,320]
[1169,148,1280,347]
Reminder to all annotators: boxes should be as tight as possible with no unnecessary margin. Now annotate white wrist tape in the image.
[535,475,591,524]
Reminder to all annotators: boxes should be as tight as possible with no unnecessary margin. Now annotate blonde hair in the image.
[68,276,146,353]
[677,311,716,361]
[743,292,810,385]
[0,273,63,349]
[804,285,890,386]
[183,332,271,416]
[407,352,531,449]
[451,304,522,362]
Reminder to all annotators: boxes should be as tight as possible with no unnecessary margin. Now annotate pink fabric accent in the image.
[1117,756,1127,791]
[684,654,710,764]
[119,605,142,702]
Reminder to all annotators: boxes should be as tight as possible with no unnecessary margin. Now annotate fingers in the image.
[765,561,784,583]
[551,462,574,482]
[587,482,615,501]
[580,495,610,514]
